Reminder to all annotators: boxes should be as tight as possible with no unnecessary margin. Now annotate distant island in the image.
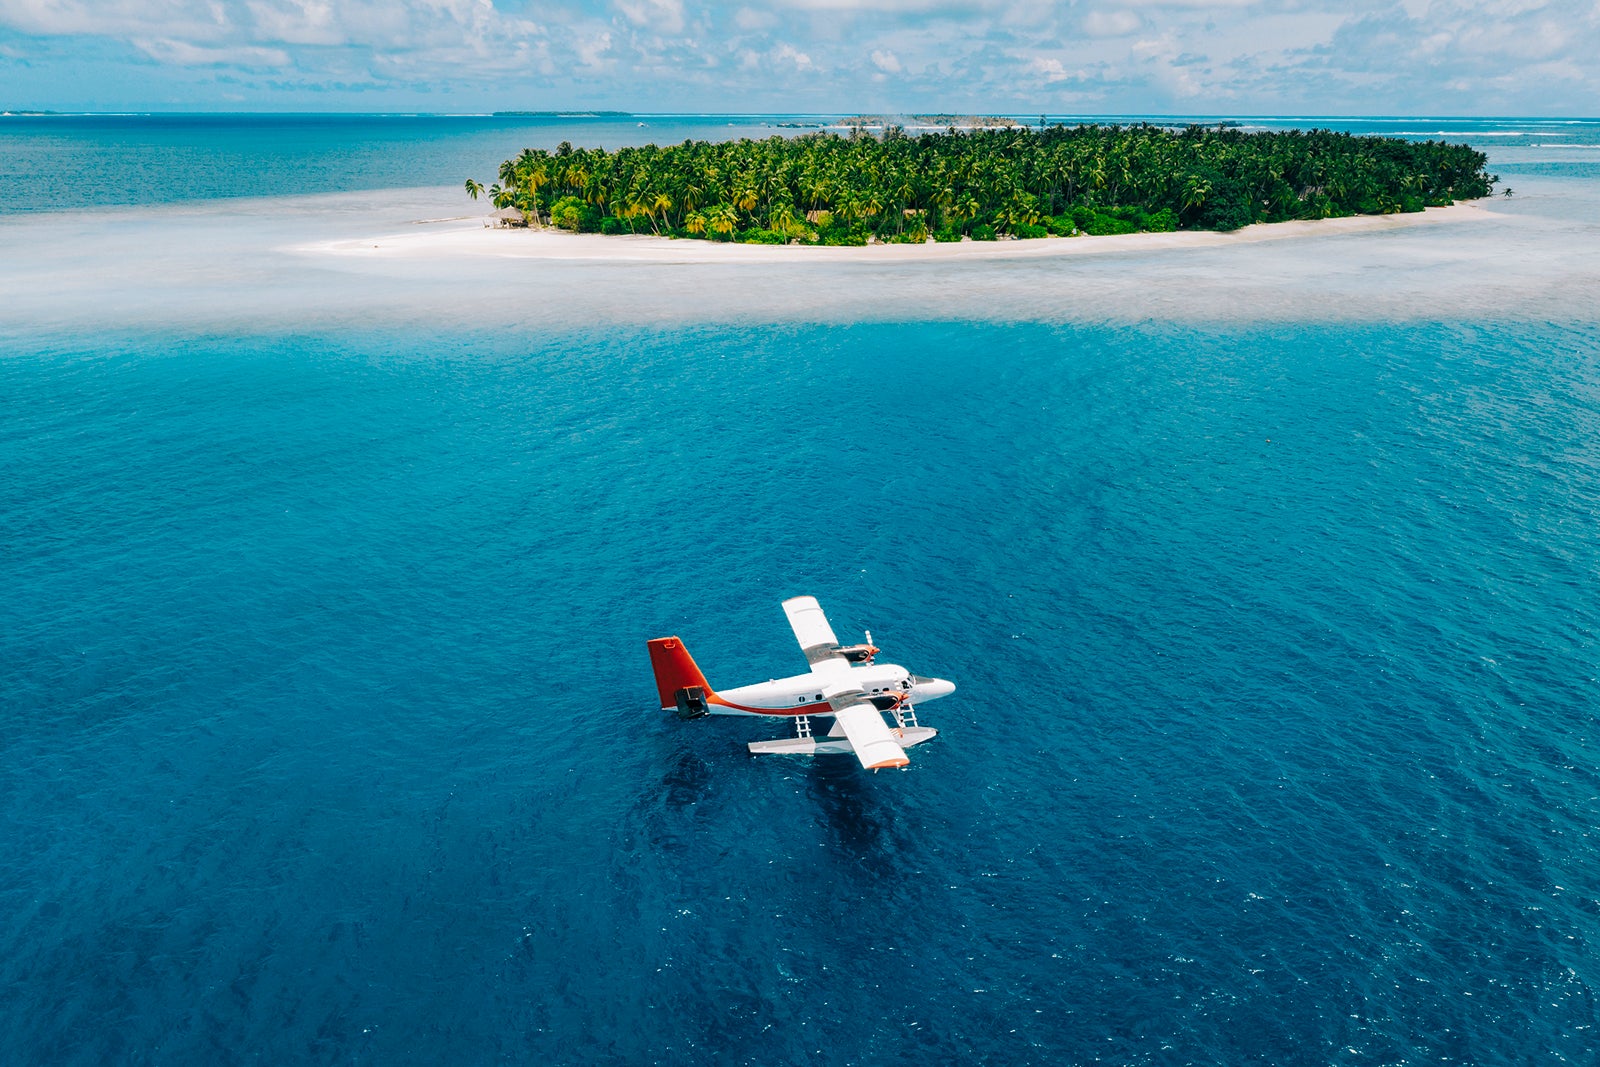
[493,111,632,118]
[836,114,1020,129]
[466,124,1495,246]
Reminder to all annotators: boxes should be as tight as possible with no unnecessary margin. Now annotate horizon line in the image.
[4,110,1598,122]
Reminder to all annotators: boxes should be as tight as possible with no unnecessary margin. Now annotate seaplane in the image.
[648,596,956,770]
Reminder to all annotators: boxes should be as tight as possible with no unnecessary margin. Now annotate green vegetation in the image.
[471,124,1495,244]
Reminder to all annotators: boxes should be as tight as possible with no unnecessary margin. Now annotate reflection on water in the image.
[804,758,891,856]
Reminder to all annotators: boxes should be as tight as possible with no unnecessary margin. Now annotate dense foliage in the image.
[467,124,1496,244]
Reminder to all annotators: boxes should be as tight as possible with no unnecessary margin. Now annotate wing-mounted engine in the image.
[832,629,879,664]
[867,673,913,710]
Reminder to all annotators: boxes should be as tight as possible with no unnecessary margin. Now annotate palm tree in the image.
[1181,173,1212,213]
[515,148,549,225]
[464,178,484,201]
[768,201,796,235]
[648,190,673,234]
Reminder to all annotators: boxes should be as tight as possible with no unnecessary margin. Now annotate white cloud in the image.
[739,40,815,72]
[0,0,231,39]
[616,0,685,35]
[132,36,289,67]
[1026,56,1070,81]
[762,0,998,12]
[245,0,343,46]
[1116,0,1256,7]
[0,0,545,61]
[773,41,814,70]
[574,29,613,68]
[732,6,778,30]
[1082,10,1141,37]
[1317,2,1599,98]
[1126,32,1208,96]
[2,0,1600,113]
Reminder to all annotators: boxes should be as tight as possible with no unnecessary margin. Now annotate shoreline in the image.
[299,200,1499,264]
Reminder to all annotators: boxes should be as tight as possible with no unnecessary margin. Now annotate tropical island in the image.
[465,123,1495,246]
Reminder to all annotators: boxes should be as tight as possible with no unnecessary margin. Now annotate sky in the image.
[1,0,1597,114]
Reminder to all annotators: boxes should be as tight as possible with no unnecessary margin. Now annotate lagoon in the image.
[2,114,1599,1065]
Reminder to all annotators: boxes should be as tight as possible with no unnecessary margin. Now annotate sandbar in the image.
[298,201,1497,265]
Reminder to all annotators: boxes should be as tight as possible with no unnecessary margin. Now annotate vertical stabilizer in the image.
[647,637,714,715]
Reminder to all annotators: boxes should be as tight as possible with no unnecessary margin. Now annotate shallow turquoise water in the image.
[0,113,794,213]
[3,118,1600,1064]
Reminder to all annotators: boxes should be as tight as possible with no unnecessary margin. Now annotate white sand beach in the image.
[5,184,1594,333]
[300,201,1497,264]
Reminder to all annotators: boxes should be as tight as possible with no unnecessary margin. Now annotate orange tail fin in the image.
[647,637,714,712]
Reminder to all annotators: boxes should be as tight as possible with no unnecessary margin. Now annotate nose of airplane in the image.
[919,676,956,700]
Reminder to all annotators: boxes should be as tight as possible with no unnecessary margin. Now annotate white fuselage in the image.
[708,661,956,718]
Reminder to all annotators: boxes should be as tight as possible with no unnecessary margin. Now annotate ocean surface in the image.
[2,115,1599,1065]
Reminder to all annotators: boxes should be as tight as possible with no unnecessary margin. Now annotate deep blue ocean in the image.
[3,116,1599,1065]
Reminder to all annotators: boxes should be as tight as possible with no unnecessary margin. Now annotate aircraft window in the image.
[815,694,823,701]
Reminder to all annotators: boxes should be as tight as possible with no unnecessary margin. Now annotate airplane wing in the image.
[782,595,846,666]
[784,597,908,770]
[824,683,909,770]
